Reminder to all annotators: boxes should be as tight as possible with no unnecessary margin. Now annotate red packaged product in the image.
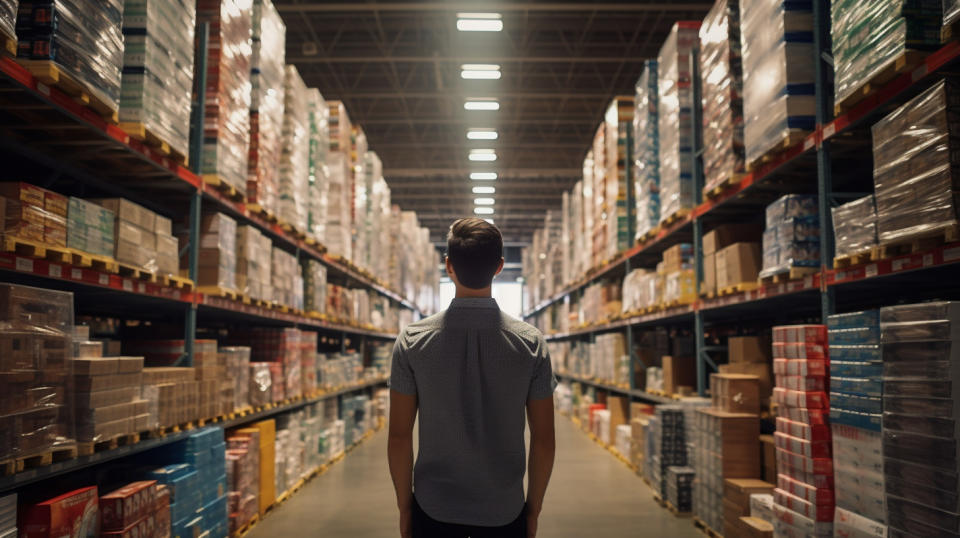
[773,358,829,377]
[776,446,834,477]
[774,488,834,522]
[777,473,835,506]
[775,417,831,442]
[20,486,99,538]
[775,374,827,392]
[773,387,828,409]
[778,405,829,426]
[775,431,831,459]
[100,481,157,532]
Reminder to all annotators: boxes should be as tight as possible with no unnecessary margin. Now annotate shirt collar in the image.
[449,297,499,309]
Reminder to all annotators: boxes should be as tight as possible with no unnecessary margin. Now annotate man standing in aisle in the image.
[388,218,557,538]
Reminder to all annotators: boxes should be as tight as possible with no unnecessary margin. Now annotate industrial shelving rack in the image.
[524,4,960,400]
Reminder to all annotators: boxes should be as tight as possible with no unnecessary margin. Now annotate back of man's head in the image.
[447,218,503,289]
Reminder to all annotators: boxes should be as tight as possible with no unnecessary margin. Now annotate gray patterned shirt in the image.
[390,297,557,527]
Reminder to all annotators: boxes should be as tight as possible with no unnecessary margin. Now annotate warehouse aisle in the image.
[248,417,701,537]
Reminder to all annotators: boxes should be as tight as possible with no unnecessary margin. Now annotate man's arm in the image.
[388,390,418,537]
[526,396,556,537]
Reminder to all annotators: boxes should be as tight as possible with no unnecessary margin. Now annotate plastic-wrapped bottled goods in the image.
[658,22,701,225]
[831,195,878,259]
[237,224,272,301]
[247,0,285,218]
[119,0,196,159]
[15,1,124,115]
[832,0,942,108]
[302,258,327,314]
[604,97,634,256]
[306,89,329,241]
[871,79,960,245]
[196,0,252,197]
[634,60,660,240]
[219,346,251,411]
[270,247,298,308]
[278,65,309,232]
[699,0,745,196]
[948,0,960,26]
[0,0,13,41]
[741,0,815,166]
[759,194,820,278]
[192,212,237,290]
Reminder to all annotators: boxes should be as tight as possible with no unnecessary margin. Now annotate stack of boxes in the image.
[19,487,99,538]
[657,22,700,225]
[66,197,115,258]
[702,222,761,297]
[226,428,260,532]
[128,339,225,422]
[243,328,302,401]
[118,0,196,159]
[271,247,299,308]
[827,310,885,532]
[248,363,273,406]
[652,406,688,497]
[278,65,309,232]
[153,427,228,538]
[196,0,252,197]
[96,198,177,276]
[699,0,745,196]
[872,79,960,246]
[236,224,272,303]
[247,0,284,218]
[325,101,353,261]
[0,493,14,537]
[666,466,696,512]
[99,481,170,538]
[661,243,695,306]
[0,182,62,249]
[72,354,147,443]
[633,60,660,241]
[723,479,775,538]
[831,195,878,260]
[771,324,834,537]
[189,212,237,291]
[603,97,635,257]
[759,194,820,280]
[0,284,73,461]
[219,346,251,412]
[719,336,772,408]
[299,331,317,396]
[15,1,124,115]
[880,302,960,537]
[306,88,329,241]
[741,0,815,165]
[139,367,198,429]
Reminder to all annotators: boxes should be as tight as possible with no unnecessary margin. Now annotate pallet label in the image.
[49,264,61,278]
[16,257,32,272]
[122,279,132,292]
[924,253,935,266]
[945,247,960,263]
[138,283,146,293]
[892,258,909,272]
[822,124,835,140]
[173,291,180,300]
[865,264,878,278]
[804,275,813,288]
[71,268,82,280]
[99,274,109,286]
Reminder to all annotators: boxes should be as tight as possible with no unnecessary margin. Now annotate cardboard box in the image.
[250,420,276,515]
[739,516,774,538]
[608,395,628,445]
[99,481,157,532]
[728,336,769,364]
[719,362,772,404]
[154,215,172,236]
[662,355,696,395]
[759,434,776,482]
[724,478,774,510]
[703,222,762,255]
[703,251,716,296]
[698,408,761,478]
[711,373,761,415]
[19,486,99,538]
[716,242,761,289]
[93,199,156,231]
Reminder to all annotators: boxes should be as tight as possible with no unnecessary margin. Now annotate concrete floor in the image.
[248,417,702,537]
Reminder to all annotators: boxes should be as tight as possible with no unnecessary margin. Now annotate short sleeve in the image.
[389,336,417,395]
[528,335,558,401]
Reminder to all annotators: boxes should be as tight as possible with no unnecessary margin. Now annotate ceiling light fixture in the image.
[464,98,500,111]
[461,64,502,80]
[472,186,496,194]
[474,207,495,215]
[474,198,495,205]
[456,13,503,32]
[467,128,498,140]
[468,149,497,162]
[470,172,497,181]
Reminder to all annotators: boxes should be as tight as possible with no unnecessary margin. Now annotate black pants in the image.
[412,497,527,538]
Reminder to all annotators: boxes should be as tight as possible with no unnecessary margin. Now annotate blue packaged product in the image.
[764,194,818,228]
[827,310,880,330]
[776,215,820,242]
[830,392,883,414]
[830,344,881,363]
[832,377,883,397]
[830,360,883,379]
[829,326,881,345]
[829,408,882,431]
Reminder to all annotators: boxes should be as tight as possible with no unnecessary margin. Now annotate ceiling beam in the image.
[289,55,653,63]
[373,142,584,150]
[325,91,611,99]
[385,168,580,176]
[361,117,598,125]
[278,3,713,12]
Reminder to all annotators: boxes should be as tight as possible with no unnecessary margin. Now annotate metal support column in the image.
[183,22,209,367]
[813,0,836,322]
[690,48,709,396]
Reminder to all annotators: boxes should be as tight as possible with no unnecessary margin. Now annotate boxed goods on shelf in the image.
[93,197,169,273]
[771,324,834,537]
[238,328,302,400]
[652,406,688,496]
[241,419,275,515]
[702,222,762,295]
[699,0,745,196]
[67,197,114,258]
[219,346,251,411]
[949,0,960,26]
[832,0,942,108]
[225,429,258,533]
[666,466,695,511]
[303,258,327,314]
[99,480,169,537]
[722,479,774,538]
[711,373,760,415]
[15,1,124,115]
[658,22,701,224]
[634,60,660,241]
[760,194,820,279]
[236,224,272,302]
[278,65,309,232]
[872,79,960,245]
[187,212,237,290]
[0,182,65,248]
[0,493,14,537]
[741,0,815,165]
[325,101,352,261]
[119,0,196,159]
[0,283,73,461]
[299,331,317,395]
[715,242,761,290]
[306,88,329,241]
[880,301,960,537]
[247,0,284,218]
[19,486,99,538]
[0,0,12,41]
[603,97,635,257]
[196,0,252,197]
[271,247,299,308]
[72,356,147,442]
[831,195,878,260]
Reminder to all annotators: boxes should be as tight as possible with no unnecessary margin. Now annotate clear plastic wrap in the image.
[657,22,700,224]
[832,195,878,257]
[699,0,745,195]
[871,79,960,244]
[741,0,815,165]
[197,0,252,196]
[299,332,317,395]
[15,1,124,113]
[324,151,353,260]
[119,0,196,158]
[632,58,662,234]
[278,65,309,232]
[192,212,237,290]
[270,247,297,307]
[760,194,820,277]
[248,362,271,407]
[604,97,634,256]
[306,88,329,242]
[219,346,250,411]
[832,0,942,107]
[302,258,327,314]
[949,0,960,25]
[0,0,13,40]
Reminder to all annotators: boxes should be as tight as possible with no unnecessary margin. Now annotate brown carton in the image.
[703,252,717,296]
[728,336,769,364]
[719,363,772,404]
[703,222,762,255]
[759,434,776,482]
[662,355,696,395]
[739,516,774,538]
[711,373,761,415]
[716,242,761,289]
[724,478,774,509]
[608,395,628,444]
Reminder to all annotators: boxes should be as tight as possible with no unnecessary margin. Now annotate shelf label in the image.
[122,279,133,292]
[173,291,181,300]
[803,275,813,288]
[48,264,61,278]
[138,283,146,293]
[777,284,786,295]
[15,257,32,272]
[865,264,878,278]
[71,268,82,280]
[835,270,846,281]
[822,124,836,140]
[99,274,109,286]
[892,258,909,272]
[804,137,815,150]
[944,247,960,263]
[923,253,935,266]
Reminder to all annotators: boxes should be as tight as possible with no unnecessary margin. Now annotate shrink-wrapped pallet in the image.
[634,60,660,240]
[247,0,284,217]
[306,89,329,242]
[831,195,878,259]
[278,65,309,232]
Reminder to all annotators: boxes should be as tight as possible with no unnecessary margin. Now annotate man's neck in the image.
[454,285,493,299]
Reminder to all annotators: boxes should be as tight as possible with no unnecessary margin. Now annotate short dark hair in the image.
[447,218,503,289]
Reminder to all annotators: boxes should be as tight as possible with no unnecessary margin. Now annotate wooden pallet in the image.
[717,281,760,296]
[77,433,140,456]
[637,226,661,244]
[204,175,245,202]
[121,123,188,166]
[746,130,809,172]
[759,266,818,286]
[43,244,72,264]
[118,262,157,282]
[661,208,691,227]
[157,273,194,291]
[875,225,960,260]
[704,173,744,199]
[834,50,928,117]
[0,444,77,476]
[833,248,878,269]
[232,514,259,538]
[246,203,278,223]
[17,60,118,123]
[198,286,241,301]
[66,249,119,273]
[693,516,724,538]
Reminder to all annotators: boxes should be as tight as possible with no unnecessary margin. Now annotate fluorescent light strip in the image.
[472,186,495,194]
[474,198,495,205]
[470,172,497,181]
[456,13,503,32]
[468,150,497,162]
[474,207,495,215]
[461,70,502,80]
[464,99,500,111]
[467,129,498,140]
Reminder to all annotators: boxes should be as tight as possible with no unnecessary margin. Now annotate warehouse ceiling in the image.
[276,1,712,244]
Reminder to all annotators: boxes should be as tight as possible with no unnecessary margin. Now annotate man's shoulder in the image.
[498,312,544,343]
[400,311,445,338]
